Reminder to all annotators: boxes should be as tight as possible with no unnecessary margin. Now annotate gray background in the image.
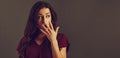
[0,0,120,58]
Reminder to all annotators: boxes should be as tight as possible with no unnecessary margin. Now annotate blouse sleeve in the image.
[16,36,30,54]
[57,33,69,50]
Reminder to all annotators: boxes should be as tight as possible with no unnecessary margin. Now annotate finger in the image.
[43,24,52,33]
[42,24,48,30]
[49,21,54,30]
[41,24,50,34]
[40,29,48,35]
[45,23,52,30]
[42,22,51,30]
[55,26,60,33]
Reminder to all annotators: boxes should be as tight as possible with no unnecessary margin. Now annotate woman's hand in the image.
[40,21,59,42]
[40,22,66,58]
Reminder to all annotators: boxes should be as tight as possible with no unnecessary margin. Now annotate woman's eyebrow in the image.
[38,12,50,16]
[38,14,42,16]
[46,12,50,14]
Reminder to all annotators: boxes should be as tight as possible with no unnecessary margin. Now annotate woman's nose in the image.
[42,16,46,23]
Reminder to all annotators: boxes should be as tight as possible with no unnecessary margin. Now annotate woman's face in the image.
[37,8,52,29]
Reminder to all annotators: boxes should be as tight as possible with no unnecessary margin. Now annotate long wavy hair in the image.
[24,1,57,39]
[18,1,57,58]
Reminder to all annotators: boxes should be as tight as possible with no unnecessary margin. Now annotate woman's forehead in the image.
[38,8,51,15]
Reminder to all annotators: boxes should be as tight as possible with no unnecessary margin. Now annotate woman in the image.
[17,1,69,58]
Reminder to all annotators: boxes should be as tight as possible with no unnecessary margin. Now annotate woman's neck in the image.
[35,33,46,45]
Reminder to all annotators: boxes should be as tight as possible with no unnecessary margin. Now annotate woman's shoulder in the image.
[57,33,68,42]
[17,36,31,48]
[57,33,67,39]
[57,33,69,49]
[17,36,30,54]
[57,33,66,37]
[20,36,31,43]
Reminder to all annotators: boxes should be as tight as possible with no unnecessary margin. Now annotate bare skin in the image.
[35,8,67,58]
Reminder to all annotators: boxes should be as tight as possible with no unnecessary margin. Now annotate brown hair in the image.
[18,1,57,58]
[24,1,57,39]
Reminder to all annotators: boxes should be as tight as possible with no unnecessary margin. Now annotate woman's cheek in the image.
[45,20,50,25]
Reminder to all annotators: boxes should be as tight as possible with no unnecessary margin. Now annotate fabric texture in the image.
[17,33,69,58]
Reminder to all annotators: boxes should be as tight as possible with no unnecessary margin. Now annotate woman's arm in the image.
[40,21,67,58]
[50,39,67,58]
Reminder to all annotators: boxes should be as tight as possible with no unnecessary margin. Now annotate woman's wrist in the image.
[50,38,57,43]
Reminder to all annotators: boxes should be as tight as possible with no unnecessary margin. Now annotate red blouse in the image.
[17,33,69,58]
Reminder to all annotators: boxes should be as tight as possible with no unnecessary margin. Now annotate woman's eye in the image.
[46,15,50,18]
[39,16,42,20]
